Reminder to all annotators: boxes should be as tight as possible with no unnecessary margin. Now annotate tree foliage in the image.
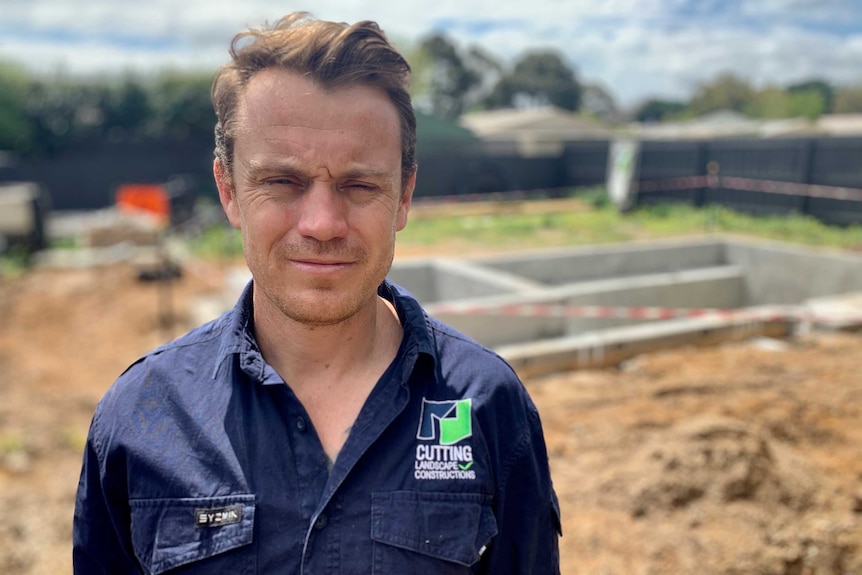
[788,79,834,113]
[410,37,581,116]
[745,87,825,120]
[485,50,580,111]
[0,69,217,157]
[413,33,482,120]
[689,72,756,115]
[833,86,862,114]
[634,98,688,122]
[637,74,838,122]
[0,61,35,152]
[580,83,617,120]
[146,72,218,140]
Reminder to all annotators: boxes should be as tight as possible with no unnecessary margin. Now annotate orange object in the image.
[115,184,171,226]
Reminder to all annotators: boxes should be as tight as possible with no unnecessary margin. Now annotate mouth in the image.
[289,258,354,273]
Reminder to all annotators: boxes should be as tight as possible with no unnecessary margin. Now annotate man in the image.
[74,12,560,574]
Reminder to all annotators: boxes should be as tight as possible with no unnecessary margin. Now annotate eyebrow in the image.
[340,167,392,181]
[244,159,391,182]
[244,158,305,178]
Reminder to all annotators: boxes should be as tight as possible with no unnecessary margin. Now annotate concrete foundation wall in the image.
[724,240,862,305]
[385,261,438,302]
[427,265,745,347]
[472,238,727,286]
[390,237,862,370]
[387,259,540,303]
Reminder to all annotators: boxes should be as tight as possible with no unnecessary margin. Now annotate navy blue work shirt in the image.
[74,280,561,574]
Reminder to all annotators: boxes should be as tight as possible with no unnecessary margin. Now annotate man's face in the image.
[216,68,414,327]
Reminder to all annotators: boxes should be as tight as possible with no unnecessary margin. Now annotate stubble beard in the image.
[258,237,395,329]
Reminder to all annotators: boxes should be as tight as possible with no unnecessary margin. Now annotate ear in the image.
[214,158,241,230]
[395,168,416,232]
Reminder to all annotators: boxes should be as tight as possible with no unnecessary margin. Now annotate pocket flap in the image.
[130,494,255,574]
[371,491,497,566]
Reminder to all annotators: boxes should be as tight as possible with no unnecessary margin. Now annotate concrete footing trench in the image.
[388,237,862,377]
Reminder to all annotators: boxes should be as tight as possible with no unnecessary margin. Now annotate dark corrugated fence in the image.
[8,135,862,225]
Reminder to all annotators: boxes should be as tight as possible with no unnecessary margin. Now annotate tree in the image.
[745,86,825,120]
[784,89,825,120]
[24,77,91,155]
[634,98,687,122]
[102,75,151,139]
[788,79,834,114]
[147,71,217,141]
[461,45,503,112]
[0,61,33,153]
[833,85,862,114]
[689,73,755,115]
[580,83,617,121]
[413,33,481,120]
[485,50,581,111]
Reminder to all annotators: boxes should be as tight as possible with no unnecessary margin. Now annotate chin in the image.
[278,288,370,327]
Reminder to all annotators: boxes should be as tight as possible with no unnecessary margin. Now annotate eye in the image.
[265,177,304,189]
[344,181,378,193]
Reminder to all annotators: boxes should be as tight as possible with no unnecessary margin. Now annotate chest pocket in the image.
[371,491,497,574]
[129,494,255,575]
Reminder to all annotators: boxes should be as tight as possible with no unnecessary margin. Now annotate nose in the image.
[295,182,349,242]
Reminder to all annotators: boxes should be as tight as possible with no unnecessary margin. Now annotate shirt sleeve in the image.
[480,406,562,575]
[73,414,141,574]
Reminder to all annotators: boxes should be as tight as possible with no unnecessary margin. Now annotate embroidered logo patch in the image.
[194,504,244,528]
[416,398,472,445]
[414,398,476,481]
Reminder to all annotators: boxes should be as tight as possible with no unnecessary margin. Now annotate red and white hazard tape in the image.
[430,302,862,326]
[637,175,862,202]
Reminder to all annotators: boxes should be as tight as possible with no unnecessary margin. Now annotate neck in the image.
[252,290,402,391]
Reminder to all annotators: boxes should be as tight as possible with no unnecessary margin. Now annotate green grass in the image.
[400,205,632,249]
[187,222,244,260]
[397,193,862,253]
[0,246,32,279]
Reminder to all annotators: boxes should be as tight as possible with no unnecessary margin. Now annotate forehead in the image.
[234,68,402,167]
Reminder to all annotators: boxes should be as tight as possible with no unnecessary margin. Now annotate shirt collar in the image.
[212,280,260,380]
[213,278,438,382]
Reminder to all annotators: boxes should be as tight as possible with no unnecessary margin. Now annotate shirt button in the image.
[313,514,328,530]
[295,417,306,432]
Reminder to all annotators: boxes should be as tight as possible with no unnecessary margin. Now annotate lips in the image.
[281,242,362,274]
[288,258,354,274]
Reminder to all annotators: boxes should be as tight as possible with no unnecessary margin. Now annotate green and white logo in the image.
[415,398,476,481]
[416,398,472,445]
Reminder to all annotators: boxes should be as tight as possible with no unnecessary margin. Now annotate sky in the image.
[2,0,862,109]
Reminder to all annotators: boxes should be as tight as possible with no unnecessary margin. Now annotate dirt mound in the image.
[624,416,819,517]
[600,416,857,574]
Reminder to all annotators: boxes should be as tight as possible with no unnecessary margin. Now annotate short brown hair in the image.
[212,12,416,187]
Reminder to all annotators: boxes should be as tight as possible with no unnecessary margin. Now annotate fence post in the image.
[798,139,816,217]
[694,140,710,208]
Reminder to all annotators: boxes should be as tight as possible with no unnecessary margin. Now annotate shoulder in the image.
[90,313,233,444]
[425,314,540,429]
[388,279,541,436]
[389,281,532,408]
[427,314,520,383]
[120,314,226,387]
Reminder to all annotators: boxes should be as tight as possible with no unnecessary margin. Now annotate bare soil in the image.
[0,245,860,574]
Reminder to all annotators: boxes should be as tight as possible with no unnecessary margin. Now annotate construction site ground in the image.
[1,241,860,574]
